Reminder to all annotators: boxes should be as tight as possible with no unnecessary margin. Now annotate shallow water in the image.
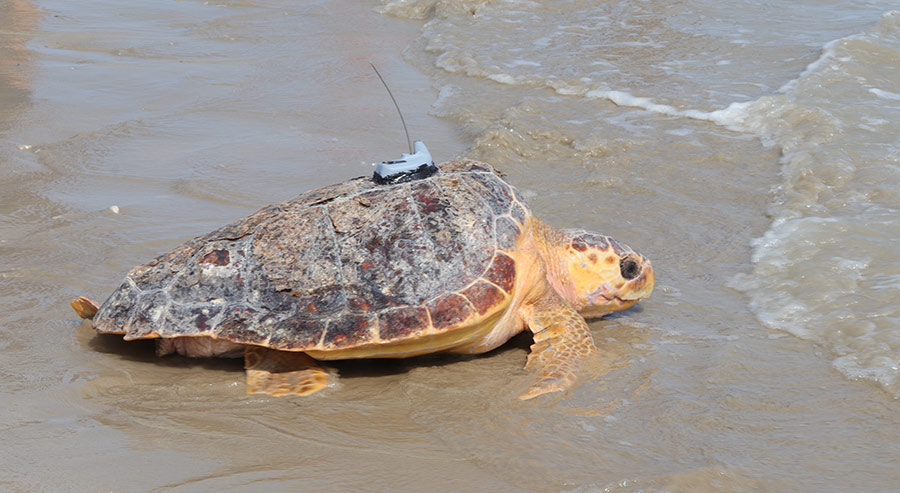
[3,0,900,490]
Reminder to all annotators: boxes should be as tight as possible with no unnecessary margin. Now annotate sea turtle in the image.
[72,159,654,399]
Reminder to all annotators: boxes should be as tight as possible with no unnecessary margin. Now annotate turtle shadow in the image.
[83,305,640,381]
[326,330,533,380]
[85,329,535,379]
[87,333,244,372]
[88,332,157,361]
[589,303,645,321]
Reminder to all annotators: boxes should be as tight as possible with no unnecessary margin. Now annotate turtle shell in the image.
[92,160,532,353]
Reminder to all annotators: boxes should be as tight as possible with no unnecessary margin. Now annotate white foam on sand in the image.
[869,87,900,100]
[581,88,758,133]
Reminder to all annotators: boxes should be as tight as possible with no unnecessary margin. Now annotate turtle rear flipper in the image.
[244,346,333,397]
[71,296,101,320]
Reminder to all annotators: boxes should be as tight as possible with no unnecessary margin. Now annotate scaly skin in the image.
[510,218,654,399]
[520,297,594,400]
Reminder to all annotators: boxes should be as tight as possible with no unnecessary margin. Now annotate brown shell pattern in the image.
[92,160,531,351]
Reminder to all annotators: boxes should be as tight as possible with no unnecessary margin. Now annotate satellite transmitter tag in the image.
[370,63,438,185]
[373,140,435,185]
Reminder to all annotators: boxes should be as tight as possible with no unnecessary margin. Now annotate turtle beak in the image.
[580,259,653,318]
[581,283,637,317]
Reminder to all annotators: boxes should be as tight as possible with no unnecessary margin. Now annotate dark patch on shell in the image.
[427,293,474,329]
[410,181,446,215]
[242,262,296,312]
[162,303,223,336]
[347,295,372,313]
[198,307,216,332]
[195,312,210,331]
[264,316,326,350]
[460,280,507,315]
[322,314,373,348]
[378,307,431,340]
[291,284,346,318]
[484,252,517,294]
[199,249,230,266]
[215,306,265,344]
[168,240,248,303]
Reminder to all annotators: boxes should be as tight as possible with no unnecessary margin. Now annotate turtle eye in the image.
[620,256,640,280]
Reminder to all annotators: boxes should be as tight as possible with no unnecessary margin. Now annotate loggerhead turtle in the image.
[72,159,654,399]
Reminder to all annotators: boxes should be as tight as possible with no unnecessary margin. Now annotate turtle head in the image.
[556,230,654,318]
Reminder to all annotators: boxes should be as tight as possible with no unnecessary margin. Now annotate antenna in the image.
[370,63,413,155]
[369,63,436,185]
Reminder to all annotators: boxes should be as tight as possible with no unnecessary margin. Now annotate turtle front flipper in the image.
[244,346,333,397]
[70,296,101,320]
[519,293,596,400]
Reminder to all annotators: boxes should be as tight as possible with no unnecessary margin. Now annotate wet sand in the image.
[3,0,900,491]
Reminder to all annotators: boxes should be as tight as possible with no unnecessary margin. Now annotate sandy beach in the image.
[3,0,900,490]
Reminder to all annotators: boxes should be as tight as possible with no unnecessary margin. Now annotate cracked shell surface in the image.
[92,160,532,352]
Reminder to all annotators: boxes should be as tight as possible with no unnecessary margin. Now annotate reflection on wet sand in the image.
[0,1,37,85]
[0,0,36,123]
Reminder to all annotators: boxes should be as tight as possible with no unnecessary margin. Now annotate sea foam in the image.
[567,9,900,398]
[725,11,900,397]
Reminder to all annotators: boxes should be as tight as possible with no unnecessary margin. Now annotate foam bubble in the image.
[581,88,759,133]
[487,73,518,85]
[869,88,900,100]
